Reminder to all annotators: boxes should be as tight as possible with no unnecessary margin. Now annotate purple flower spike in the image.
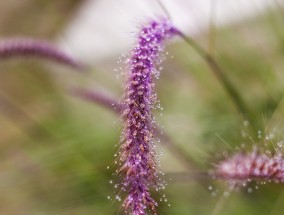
[0,38,84,71]
[215,149,284,183]
[117,18,177,215]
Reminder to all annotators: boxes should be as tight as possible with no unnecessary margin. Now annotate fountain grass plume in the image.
[215,147,284,183]
[116,18,178,215]
[0,38,84,70]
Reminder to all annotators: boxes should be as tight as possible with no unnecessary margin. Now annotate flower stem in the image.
[177,31,252,122]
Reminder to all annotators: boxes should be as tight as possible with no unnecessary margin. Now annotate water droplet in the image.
[247,188,253,193]
[224,191,230,197]
[115,195,121,201]
[243,120,249,127]
[241,130,247,138]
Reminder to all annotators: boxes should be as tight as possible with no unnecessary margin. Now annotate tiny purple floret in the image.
[117,18,177,215]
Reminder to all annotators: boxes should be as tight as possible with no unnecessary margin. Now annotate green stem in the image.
[177,30,251,121]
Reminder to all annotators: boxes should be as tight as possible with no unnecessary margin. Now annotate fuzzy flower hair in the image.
[117,18,177,215]
[215,149,284,183]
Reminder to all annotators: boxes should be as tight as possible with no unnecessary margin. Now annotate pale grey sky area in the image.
[58,0,281,64]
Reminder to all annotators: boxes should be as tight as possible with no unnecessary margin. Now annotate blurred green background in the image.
[1,1,284,214]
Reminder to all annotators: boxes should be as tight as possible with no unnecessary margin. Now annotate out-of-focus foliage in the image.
[1,1,284,215]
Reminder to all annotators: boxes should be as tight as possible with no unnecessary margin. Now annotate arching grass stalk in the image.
[155,0,253,126]
[176,31,251,122]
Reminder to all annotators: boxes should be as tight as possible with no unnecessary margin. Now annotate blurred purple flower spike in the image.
[216,149,284,183]
[117,18,177,215]
[0,38,84,71]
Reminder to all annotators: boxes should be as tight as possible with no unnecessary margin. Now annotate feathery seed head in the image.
[116,18,177,215]
[0,38,84,70]
[215,149,284,183]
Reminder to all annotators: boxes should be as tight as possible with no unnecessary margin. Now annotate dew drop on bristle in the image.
[243,120,249,127]
[223,191,230,197]
[115,195,121,202]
